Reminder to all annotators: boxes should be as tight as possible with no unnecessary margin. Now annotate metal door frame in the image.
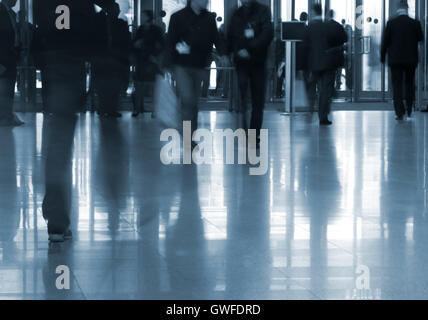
[326,0,388,102]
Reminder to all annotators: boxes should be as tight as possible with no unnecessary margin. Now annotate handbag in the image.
[153,73,180,131]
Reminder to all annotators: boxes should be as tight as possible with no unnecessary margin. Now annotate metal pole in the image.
[284,41,296,113]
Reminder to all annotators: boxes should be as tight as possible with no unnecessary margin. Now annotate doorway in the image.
[327,0,417,102]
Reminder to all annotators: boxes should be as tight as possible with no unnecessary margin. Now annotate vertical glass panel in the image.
[409,0,416,18]
[281,0,288,20]
[209,0,224,26]
[329,0,355,92]
[361,0,384,91]
[294,0,308,20]
[117,0,134,26]
[162,0,187,30]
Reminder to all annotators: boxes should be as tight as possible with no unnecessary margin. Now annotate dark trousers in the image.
[309,70,336,122]
[201,68,210,97]
[93,57,129,114]
[0,65,17,120]
[41,53,86,234]
[390,65,416,117]
[174,65,205,131]
[237,65,266,135]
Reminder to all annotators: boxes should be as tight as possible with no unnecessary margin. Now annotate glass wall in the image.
[294,0,308,20]
[361,0,384,92]
[162,0,187,30]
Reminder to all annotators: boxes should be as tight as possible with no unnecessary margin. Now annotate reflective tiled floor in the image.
[1,110,428,300]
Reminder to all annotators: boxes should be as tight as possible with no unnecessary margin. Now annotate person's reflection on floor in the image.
[95,119,129,237]
[304,126,341,296]
[34,0,98,242]
[380,122,417,298]
[0,129,20,259]
[165,165,211,299]
[225,166,271,299]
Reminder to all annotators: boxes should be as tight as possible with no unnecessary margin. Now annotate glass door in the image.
[328,0,386,101]
[328,0,417,102]
[357,0,386,100]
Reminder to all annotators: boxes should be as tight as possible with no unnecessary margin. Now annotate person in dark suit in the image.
[132,10,164,117]
[166,0,226,141]
[228,0,273,147]
[304,4,347,125]
[92,1,131,118]
[34,0,102,242]
[326,10,345,92]
[0,0,24,126]
[381,1,423,120]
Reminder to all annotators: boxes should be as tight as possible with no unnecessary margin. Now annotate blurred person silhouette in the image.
[381,0,423,120]
[132,10,164,118]
[92,1,131,118]
[0,130,19,255]
[296,12,311,107]
[215,23,230,98]
[166,0,227,146]
[0,0,24,126]
[165,165,213,299]
[225,167,271,299]
[95,119,129,237]
[34,0,100,242]
[228,0,273,148]
[326,10,345,92]
[341,19,353,91]
[304,4,347,125]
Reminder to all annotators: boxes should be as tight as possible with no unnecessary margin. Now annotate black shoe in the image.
[396,115,404,121]
[320,120,332,126]
[132,112,139,118]
[48,229,72,243]
[106,112,122,118]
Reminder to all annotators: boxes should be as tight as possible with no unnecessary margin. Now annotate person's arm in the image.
[167,13,180,52]
[164,13,180,68]
[226,13,238,55]
[417,20,424,43]
[247,7,273,50]
[339,24,348,45]
[380,22,390,64]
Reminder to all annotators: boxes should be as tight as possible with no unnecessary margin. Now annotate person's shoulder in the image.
[117,18,129,28]
[254,2,270,11]
[171,7,187,19]
[410,17,422,27]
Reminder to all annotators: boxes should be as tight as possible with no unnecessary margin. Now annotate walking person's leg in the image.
[0,65,23,126]
[249,66,266,138]
[404,65,416,117]
[306,71,317,112]
[390,66,405,119]
[175,66,200,134]
[237,67,250,130]
[318,70,336,124]
[42,54,85,241]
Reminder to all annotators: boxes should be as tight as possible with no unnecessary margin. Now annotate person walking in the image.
[132,10,164,118]
[92,2,131,118]
[34,0,100,242]
[304,4,347,125]
[0,0,24,127]
[166,0,227,142]
[228,0,273,147]
[381,0,423,120]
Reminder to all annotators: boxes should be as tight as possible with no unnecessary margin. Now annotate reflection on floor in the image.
[1,111,428,300]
